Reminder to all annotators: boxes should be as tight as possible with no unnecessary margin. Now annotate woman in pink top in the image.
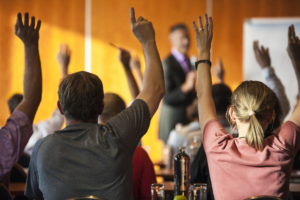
[192,14,300,200]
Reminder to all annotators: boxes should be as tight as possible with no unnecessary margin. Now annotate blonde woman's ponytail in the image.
[246,114,264,151]
[230,81,276,151]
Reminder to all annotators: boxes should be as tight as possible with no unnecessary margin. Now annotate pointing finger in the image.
[130,7,136,28]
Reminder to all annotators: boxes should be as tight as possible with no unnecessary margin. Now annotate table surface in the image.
[8,171,300,196]
[9,182,26,196]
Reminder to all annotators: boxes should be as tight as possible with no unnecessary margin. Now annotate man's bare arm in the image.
[15,13,42,122]
[130,8,165,117]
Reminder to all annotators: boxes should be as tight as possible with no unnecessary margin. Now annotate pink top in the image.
[203,120,300,200]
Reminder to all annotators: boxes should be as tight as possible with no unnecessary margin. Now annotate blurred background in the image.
[0,0,299,162]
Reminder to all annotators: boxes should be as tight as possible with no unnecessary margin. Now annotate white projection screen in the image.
[243,18,300,119]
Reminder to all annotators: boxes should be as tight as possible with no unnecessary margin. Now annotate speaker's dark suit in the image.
[159,54,195,143]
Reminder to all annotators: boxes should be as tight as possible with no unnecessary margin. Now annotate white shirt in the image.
[24,109,64,155]
[262,67,290,122]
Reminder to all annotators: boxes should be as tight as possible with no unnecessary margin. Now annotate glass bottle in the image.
[174,147,190,198]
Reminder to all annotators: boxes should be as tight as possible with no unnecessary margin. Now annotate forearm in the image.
[16,44,42,121]
[136,40,165,116]
[140,41,165,96]
[197,53,212,99]
[24,45,42,103]
[123,66,140,99]
[60,64,68,80]
[135,68,144,89]
[263,67,290,120]
[196,52,216,128]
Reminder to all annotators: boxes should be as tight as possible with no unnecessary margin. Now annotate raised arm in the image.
[15,13,42,122]
[253,41,290,121]
[130,54,144,89]
[213,59,224,83]
[57,44,71,80]
[119,48,140,99]
[288,25,300,126]
[130,8,165,117]
[193,14,217,129]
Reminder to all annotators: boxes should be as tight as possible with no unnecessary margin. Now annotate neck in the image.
[65,118,98,126]
[236,119,250,138]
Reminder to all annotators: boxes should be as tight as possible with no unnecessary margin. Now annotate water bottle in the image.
[174,147,190,198]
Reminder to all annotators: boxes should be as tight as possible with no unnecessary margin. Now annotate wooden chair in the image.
[67,195,104,200]
[244,196,281,200]
[0,183,12,200]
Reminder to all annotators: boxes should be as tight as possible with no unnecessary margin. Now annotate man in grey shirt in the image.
[25,8,165,200]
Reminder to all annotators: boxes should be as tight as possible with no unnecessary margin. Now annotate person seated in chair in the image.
[25,8,165,200]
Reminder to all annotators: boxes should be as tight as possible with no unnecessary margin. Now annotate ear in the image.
[229,106,236,122]
[98,100,104,115]
[57,101,64,115]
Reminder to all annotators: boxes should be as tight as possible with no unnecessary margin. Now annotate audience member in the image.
[194,12,300,200]
[253,41,290,122]
[8,44,69,158]
[99,93,156,200]
[0,13,42,185]
[25,8,165,199]
[159,23,196,144]
[191,83,232,200]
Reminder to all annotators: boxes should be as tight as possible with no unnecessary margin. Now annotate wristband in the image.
[195,60,211,69]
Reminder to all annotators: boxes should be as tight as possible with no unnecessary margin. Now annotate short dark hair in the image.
[99,93,126,124]
[8,93,23,113]
[170,23,188,34]
[58,71,104,122]
[212,84,232,115]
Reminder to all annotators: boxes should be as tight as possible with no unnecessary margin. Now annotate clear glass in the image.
[189,183,207,200]
[151,183,165,200]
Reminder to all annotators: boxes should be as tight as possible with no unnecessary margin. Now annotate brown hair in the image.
[58,71,104,122]
[99,93,126,124]
[230,81,276,150]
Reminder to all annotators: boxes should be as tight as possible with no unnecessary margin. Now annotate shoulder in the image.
[203,120,232,151]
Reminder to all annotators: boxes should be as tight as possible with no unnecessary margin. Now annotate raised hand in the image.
[15,13,41,46]
[57,44,71,78]
[130,8,155,44]
[287,25,300,65]
[130,55,141,72]
[119,48,131,70]
[193,14,213,59]
[213,59,224,83]
[253,41,271,69]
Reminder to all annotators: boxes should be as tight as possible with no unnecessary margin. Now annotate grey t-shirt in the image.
[25,99,151,200]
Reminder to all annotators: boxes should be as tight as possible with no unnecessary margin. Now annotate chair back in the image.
[244,196,281,200]
[0,183,12,200]
[67,195,104,200]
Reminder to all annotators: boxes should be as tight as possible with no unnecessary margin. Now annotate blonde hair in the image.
[230,81,276,151]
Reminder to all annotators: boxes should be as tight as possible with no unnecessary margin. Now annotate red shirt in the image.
[203,120,300,200]
[132,146,157,200]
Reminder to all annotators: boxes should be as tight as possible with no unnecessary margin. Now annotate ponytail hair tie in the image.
[249,110,255,116]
